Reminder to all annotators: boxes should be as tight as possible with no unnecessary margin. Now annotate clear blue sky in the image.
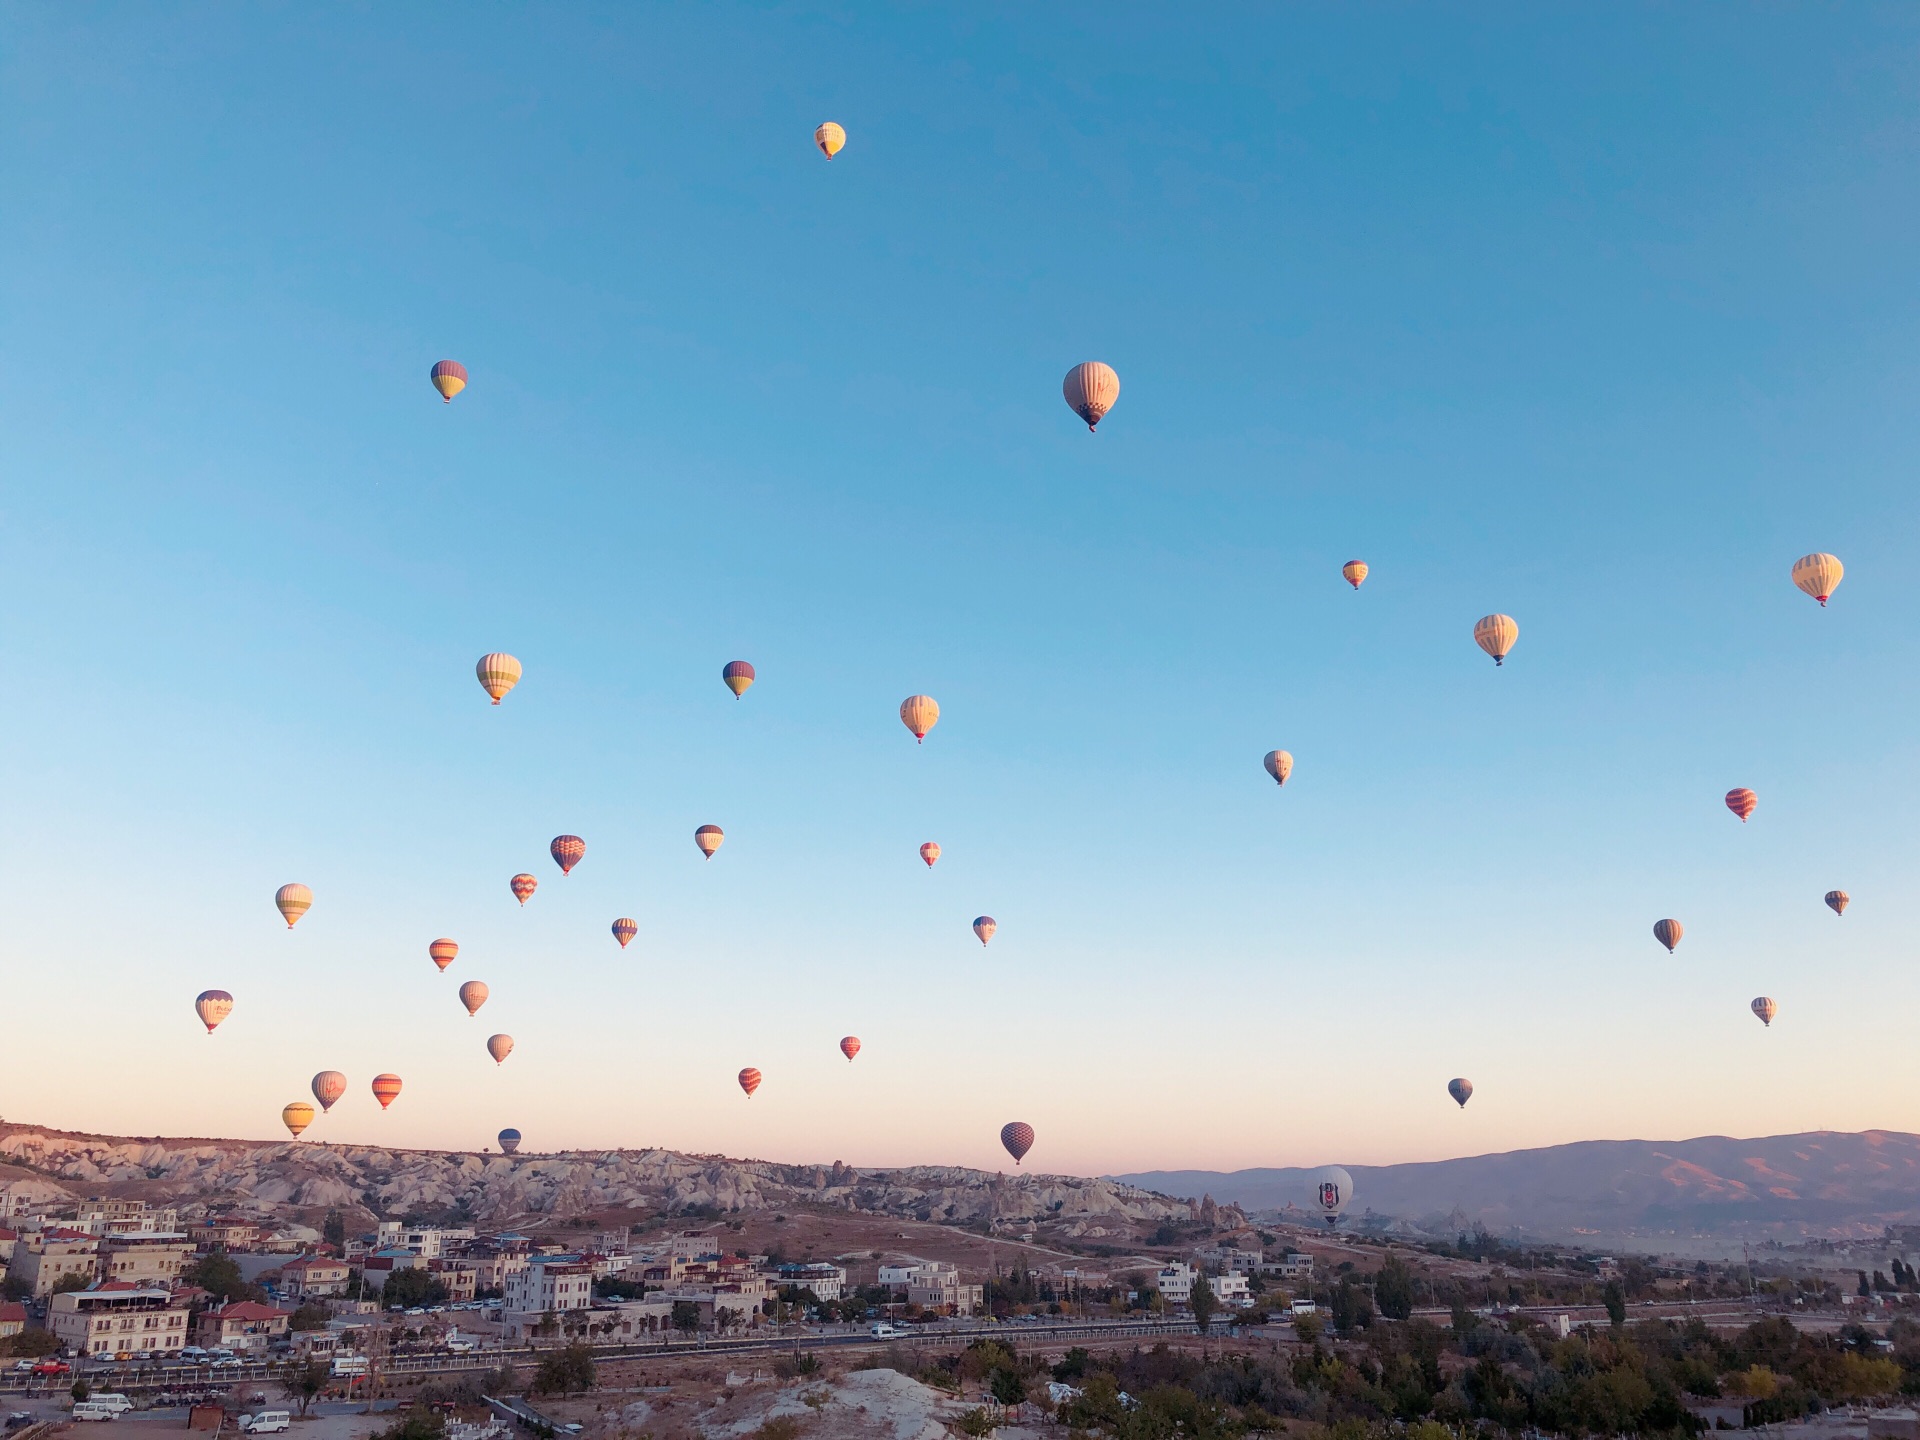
[2,5,1917,1177]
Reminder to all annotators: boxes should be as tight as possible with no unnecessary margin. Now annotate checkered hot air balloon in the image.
[551,835,585,875]
[1000,1122,1034,1165]
[920,842,941,868]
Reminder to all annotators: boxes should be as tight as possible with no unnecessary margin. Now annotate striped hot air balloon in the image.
[1791,552,1844,606]
[487,1034,514,1065]
[194,990,234,1034]
[1825,890,1850,916]
[839,1036,861,1062]
[1653,918,1683,954]
[814,122,846,159]
[1473,614,1518,665]
[1725,788,1757,822]
[275,883,312,929]
[1751,996,1778,1027]
[311,1071,347,1112]
[738,1067,762,1098]
[973,916,997,946]
[899,694,940,742]
[722,660,756,697]
[1343,560,1369,590]
[497,1128,522,1155]
[459,980,489,1017]
[476,653,522,704]
[1448,1078,1473,1108]
[371,1074,403,1110]
[612,917,638,948]
[551,835,585,875]
[920,842,941,868]
[1263,750,1293,786]
[430,360,468,403]
[1000,1122,1034,1165]
[1062,362,1120,432]
[695,825,724,859]
[511,873,538,905]
[429,938,459,973]
[282,1103,315,1139]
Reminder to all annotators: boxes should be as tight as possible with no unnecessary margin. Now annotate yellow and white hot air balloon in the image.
[1791,553,1844,607]
[1062,362,1121,432]
[814,122,846,159]
[476,653,523,704]
[275,884,312,929]
[194,990,234,1034]
[900,695,940,743]
[1473,614,1519,666]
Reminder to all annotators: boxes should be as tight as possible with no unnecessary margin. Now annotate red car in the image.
[30,1361,70,1377]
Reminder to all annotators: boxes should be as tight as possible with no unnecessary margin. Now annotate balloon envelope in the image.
[194,990,233,1034]
[1342,560,1368,590]
[487,1034,514,1065]
[459,981,489,1016]
[920,842,941,868]
[722,660,755,697]
[1062,362,1120,431]
[497,1128,521,1155]
[1001,1122,1035,1164]
[840,1036,861,1062]
[1825,890,1849,916]
[476,653,522,704]
[899,695,940,742]
[430,360,468,402]
[370,1074,402,1110]
[511,873,538,905]
[695,825,725,858]
[1448,1078,1473,1108]
[1791,552,1844,606]
[1311,1165,1353,1226]
[612,917,638,948]
[973,916,997,946]
[275,883,312,929]
[1752,996,1778,1027]
[429,938,459,972]
[282,1103,315,1139]
[1653,918,1683,954]
[738,1067,762,1098]
[311,1071,347,1112]
[1263,750,1293,786]
[551,835,585,875]
[1725,788,1757,822]
[814,122,845,158]
[1473,614,1518,665]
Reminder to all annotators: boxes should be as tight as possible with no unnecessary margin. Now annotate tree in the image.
[1293,1312,1324,1345]
[381,1267,448,1309]
[50,1273,92,1296]
[671,1301,701,1336]
[1603,1279,1626,1329]
[531,1343,595,1396]
[282,1358,330,1417]
[1190,1273,1217,1333]
[71,1380,91,1404]
[288,1303,330,1332]
[989,1365,1026,1406]
[1376,1255,1415,1321]
[185,1249,261,1305]
[1330,1278,1374,1335]
[0,1328,59,1359]
[323,1211,347,1248]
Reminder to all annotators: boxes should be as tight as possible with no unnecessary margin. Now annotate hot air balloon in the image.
[282,1103,315,1139]
[1342,560,1368,590]
[1263,750,1293,786]
[459,981,489,1017]
[371,1074,403,1110]
[1062,362,1120,432]
[814,122,846,159]
[695,825,724,858]
[840,1036,861,1062]
[1473,614,1518,666]
[1000,1122,1034,1165]
[429,938,459,973]
[430,360,468,403]
[973,916,997,946]
[900,695,939,743]
[194,990,233,1034]
[1791,553,1844,607]
[920,842,941,868]
[1825,890,1849,917]
[1751,996,1778,1027]
[1725,788,1757,823]
[1311,1165,1352,1228]
[487,1034,514,1065]
[275,883,312,929]
[722,661,756,697]
[511,873,538,905]
[476,653,522,705]
[497,1128,522,1155]
[551,835,585,875]
[311,1071,347,1113]
[738,1067,762,1099]
[1653,919,1683,954]
[1448,1078,1473,1108]
[612,917,638,948]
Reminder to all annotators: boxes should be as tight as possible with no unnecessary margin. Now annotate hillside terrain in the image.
[1118,1129,1920,1244]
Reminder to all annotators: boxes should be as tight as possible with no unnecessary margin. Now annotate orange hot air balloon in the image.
[194,990,234,1034]
[814,122,846,159]
[1652,918,1683,954]
[1791,552,1844,606]
[1751,996,1778,1027]
[840,1036,861,1062]
[430,360,468,403]
[429,938,459,973]
[973,916,997,946]
[1062,362,1120,432]
[1825,890,1849,917]
[511,873,538,905]
[551,835,585,875]
[612,917,638,948]
[476,652,522,704]
[900,695,939,742]
[722,660,756,697]
[282,1102,315,1139]
[1725,788,1757,822]
[371,1074,403,1110]
[311,1071,347,1113]
[1342,560,1368,590]
[1473,614,1519,665]
[738,1067,762,1098]
[487,1034,514,1065]
[695,825,724,859]
[1000,1122,1034,1165]
[459,980,489,1017]
[1263,750,1293,786]
[275,883,312,929]
[920,842,941,868]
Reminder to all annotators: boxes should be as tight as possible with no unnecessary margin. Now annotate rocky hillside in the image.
[0,1124,1229,1238]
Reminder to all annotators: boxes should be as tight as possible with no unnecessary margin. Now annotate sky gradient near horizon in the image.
[3,6,1919,1182]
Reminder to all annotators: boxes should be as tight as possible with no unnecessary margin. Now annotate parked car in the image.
[6,1414,36,1430]
[238,1412,291,1434]
[32,1360,72,1377]
[868,1323,903,1339]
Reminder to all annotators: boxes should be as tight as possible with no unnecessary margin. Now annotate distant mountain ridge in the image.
[1116,1130,1920,1243]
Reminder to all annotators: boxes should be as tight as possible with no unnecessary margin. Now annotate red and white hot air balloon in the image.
[839,1036,861,1062]
[550,835,585,875]
[920,842,941,868]
[371,1074,403,1110]
[429,939,459,973]
[738,1067,762,1099]
[695,825,724,859]
[1725,788,1757,823]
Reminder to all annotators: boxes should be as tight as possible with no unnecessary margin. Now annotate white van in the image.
[90,1396,133,1415]
[72,1402,121,1422]
[868,1322,903,1339]
[240,1413,291,1434]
